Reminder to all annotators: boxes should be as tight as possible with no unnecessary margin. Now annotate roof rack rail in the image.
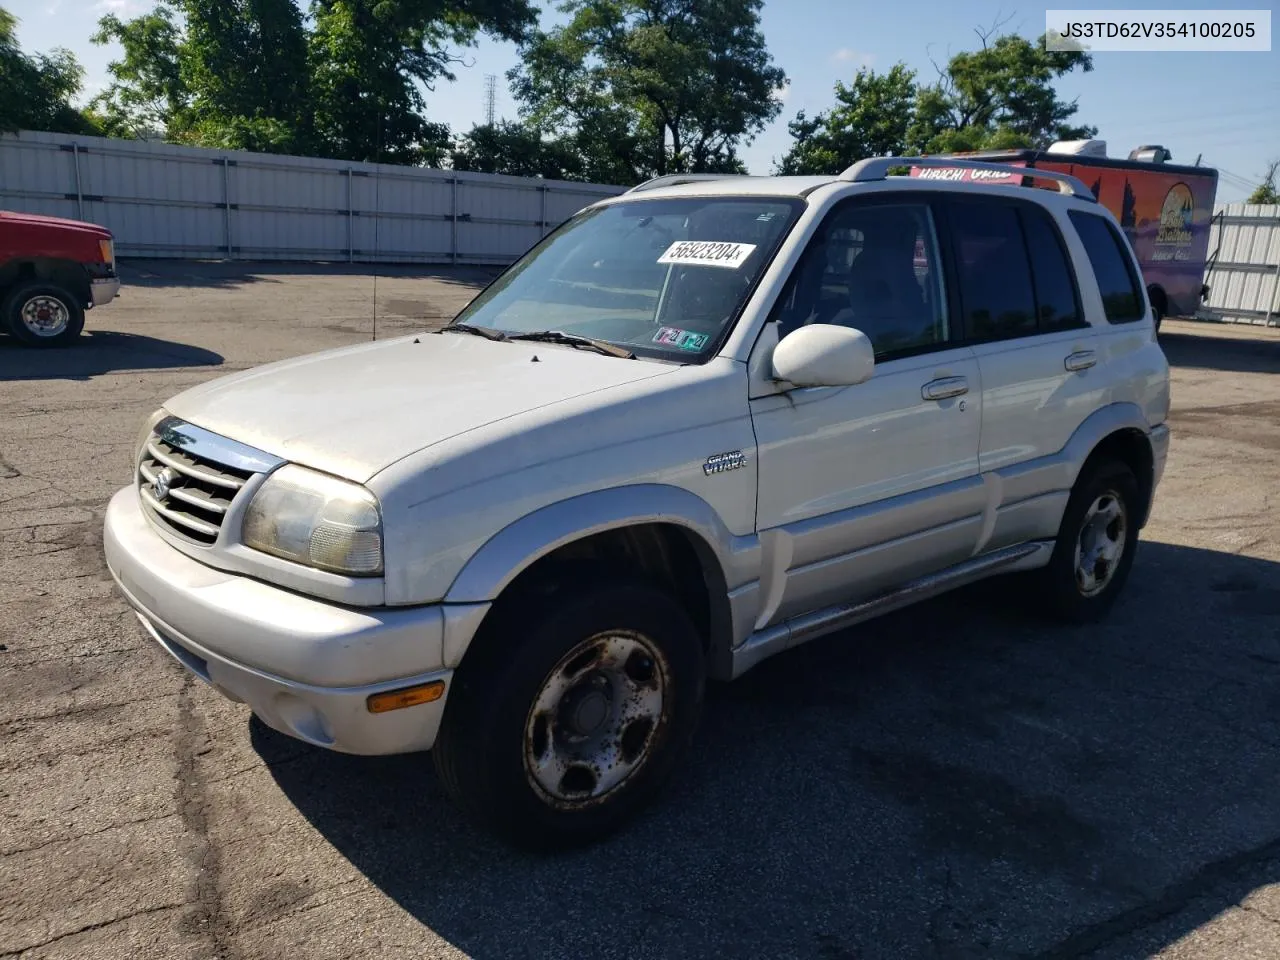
[838,156,1096,201]
[625,173,749,194]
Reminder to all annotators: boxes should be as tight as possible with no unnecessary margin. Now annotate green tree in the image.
[908,32,1095,153]
[91,0,537,163]
[1247,161,1279,205]
[90,5,185,139]
[92,0,310,150]
[307,0,536,165]
[776,65,917,176]
[777,29,1096,175]
[511,0,785,184]
[450,121,584,180]
[0,7,99,135]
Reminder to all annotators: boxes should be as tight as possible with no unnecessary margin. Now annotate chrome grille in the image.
[136,418,280,546]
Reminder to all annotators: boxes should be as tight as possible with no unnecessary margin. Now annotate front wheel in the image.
[1035,460,1141,623]
[432,580,705,849]
[3,280,85,347]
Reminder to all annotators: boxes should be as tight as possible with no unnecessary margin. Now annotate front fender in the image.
[444,483,760,606]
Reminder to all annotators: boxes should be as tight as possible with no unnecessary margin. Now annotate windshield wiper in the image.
[507,330,636,359]
[439,323,510,341]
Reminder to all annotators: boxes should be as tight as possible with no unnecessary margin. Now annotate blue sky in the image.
[9,0,1278,201]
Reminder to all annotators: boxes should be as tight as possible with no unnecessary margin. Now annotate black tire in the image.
[433,578,705,850]
[3,279,85,347]
[1036,459,1142,624]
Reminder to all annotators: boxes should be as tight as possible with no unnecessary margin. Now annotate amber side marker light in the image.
[367,681,446,714]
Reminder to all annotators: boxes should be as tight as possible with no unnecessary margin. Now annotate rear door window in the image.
[1019,206,1083,331]
[1068,211,1145,323]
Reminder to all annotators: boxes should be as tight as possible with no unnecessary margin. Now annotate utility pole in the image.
[484,74,497,126]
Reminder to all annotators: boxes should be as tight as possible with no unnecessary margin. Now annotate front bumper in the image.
[90,277,120,307]
[103,486,459,755]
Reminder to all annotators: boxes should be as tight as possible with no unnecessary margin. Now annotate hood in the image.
[0,210,111,236]
[164,332,676,482]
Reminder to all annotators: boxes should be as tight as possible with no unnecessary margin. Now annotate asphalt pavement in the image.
[3,261,1280,959]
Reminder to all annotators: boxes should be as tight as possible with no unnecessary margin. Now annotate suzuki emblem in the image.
[152,467,176,500]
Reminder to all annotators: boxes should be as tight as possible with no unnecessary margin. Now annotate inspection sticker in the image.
[653,326,710,351]
[658,240,757,269]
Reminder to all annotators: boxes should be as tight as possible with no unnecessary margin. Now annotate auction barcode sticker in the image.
[1045,10,1271,51]
[658,241,757,269]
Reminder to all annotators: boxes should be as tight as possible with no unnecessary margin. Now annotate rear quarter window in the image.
[1068,210,1145,323]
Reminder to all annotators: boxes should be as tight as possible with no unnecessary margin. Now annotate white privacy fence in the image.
[1199,203,1280,327]
[0,130,624,265]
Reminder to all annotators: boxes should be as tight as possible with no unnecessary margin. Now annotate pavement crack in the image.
[0,812,181,857]
[0,904,180,958]
[1032,835,1280,958]
[0,690,176,728]
[173,672,243,960]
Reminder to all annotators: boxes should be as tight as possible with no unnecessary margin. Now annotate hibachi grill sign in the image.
[911,167,1019,182]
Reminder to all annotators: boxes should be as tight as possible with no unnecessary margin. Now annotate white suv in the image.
[104,157,1170,848]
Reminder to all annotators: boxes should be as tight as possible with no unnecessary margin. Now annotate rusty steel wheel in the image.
[433,578,705,850]
[523,630,671,808]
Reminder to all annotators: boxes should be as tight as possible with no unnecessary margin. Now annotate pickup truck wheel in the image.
[1038,460,1141,623]
[3,280,85,347]
[433,580,705,849]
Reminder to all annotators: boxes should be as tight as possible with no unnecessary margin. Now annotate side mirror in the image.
[772,324,875,388]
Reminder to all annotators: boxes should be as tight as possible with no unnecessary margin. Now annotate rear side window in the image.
[946,201,1037,340]
[1068,211,1145,323]
[1019,206,1082,331]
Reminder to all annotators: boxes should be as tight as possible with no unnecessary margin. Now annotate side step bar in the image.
[730,540,1053,678]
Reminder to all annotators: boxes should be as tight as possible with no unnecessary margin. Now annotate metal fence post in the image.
[346,168,354,262]
[539,184,548,237]
[451,177,459,264]
[71,144,84,220]
[1267,262,1280,328]
[221,157,233,259]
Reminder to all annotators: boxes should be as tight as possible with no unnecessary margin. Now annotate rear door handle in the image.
[1065,350,1097,372]
[921,376,969,401]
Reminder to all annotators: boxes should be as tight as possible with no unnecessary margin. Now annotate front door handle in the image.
[1065,350,1097,372]
[921,376,969,401]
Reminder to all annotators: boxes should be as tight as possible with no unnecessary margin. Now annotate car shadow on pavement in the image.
[119,259,503,290]
[254,540,1280,960]
[1162,327,1280,375]
[0,330,223,381]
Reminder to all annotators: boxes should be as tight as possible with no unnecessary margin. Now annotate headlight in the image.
[242,465,383,576]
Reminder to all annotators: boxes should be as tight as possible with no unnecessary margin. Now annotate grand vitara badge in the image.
[702,451,747,476]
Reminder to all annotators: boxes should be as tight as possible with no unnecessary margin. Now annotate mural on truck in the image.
[1035,158,1217,317]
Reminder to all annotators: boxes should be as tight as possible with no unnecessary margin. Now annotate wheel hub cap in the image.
[524,631,671,807]
[20,296,70,337]
[560,678,611,736]
[1074,491,1127,598]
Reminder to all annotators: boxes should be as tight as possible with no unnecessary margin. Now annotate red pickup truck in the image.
[0,210,121,348]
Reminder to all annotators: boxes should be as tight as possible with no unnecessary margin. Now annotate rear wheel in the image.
[3,280,85,347]
[1036,459,1141,623]
[1148,286,1167,335]
[432,579,705,850]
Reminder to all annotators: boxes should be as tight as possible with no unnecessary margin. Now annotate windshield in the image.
[449,196,804,360]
